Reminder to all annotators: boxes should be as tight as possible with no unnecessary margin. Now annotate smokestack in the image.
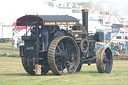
[82,9,88,33]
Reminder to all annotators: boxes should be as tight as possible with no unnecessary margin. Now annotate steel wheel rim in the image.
[96,48,113,73]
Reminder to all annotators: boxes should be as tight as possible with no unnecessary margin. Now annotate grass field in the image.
[0,42,128,85]
[0,57,128,85]
[0,42,12,48]
[0,42,19,55]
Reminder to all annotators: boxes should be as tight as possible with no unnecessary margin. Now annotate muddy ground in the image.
[0,47,128,60]
[114,54,128,60]
[0,53,128,60]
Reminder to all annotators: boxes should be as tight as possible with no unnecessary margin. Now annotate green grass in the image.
[0,57,128,85]
[0,42,128,85]
[0,42,12,48]
[0,50,19,55]
[0,42,19,55]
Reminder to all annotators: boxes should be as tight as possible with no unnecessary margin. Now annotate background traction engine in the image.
[17,9,113,75]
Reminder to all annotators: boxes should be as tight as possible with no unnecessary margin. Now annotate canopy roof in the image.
[16,15,79,26]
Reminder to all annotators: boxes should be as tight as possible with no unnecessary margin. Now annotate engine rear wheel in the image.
[22,57,49,75]
[22,57,35,75]
[96,48,113,73]
[48,36,80,75]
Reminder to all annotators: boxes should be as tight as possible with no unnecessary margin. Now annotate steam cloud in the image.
[90,0,128,16]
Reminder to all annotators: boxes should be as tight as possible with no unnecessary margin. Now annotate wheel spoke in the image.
[64,63,70,73]
[67,46,74,51]
[61,63,64,74]
[55,52,62,56]
[65,48,68,53]
[65,39,70,46]
[67,54,77,57]
[66,54,77,61]
[57,45,63,53]
[61,41,65,52]
[103,58,107,64]
[105,63,110,73]
[55,57,62,62]
[67,61,75,67]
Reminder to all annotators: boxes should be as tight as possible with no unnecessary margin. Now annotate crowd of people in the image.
[110,42,128,56]
[96,41,128,56]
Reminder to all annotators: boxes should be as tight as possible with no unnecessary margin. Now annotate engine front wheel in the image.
[96,48,113,73]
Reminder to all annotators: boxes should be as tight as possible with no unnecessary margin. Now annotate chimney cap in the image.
[81,9,89,12]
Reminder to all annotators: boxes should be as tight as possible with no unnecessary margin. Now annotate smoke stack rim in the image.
[82,9,89,12]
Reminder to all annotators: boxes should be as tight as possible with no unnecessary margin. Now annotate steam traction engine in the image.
[17,9,113,75]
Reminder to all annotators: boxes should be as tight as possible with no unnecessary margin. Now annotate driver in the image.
[31,25,40,36]
[40,25,48,52]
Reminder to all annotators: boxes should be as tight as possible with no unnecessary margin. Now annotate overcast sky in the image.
[0,0,46,24]
[0,0,127,25]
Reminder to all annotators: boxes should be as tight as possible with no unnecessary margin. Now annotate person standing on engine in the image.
[40,25,48,52]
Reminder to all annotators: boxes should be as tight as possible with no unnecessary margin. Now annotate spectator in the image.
[12,39,15,48]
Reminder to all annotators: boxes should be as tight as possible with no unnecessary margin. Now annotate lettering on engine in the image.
[26,47,34,50]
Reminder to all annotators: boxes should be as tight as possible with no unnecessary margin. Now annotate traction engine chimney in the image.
[82,9,88,33]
